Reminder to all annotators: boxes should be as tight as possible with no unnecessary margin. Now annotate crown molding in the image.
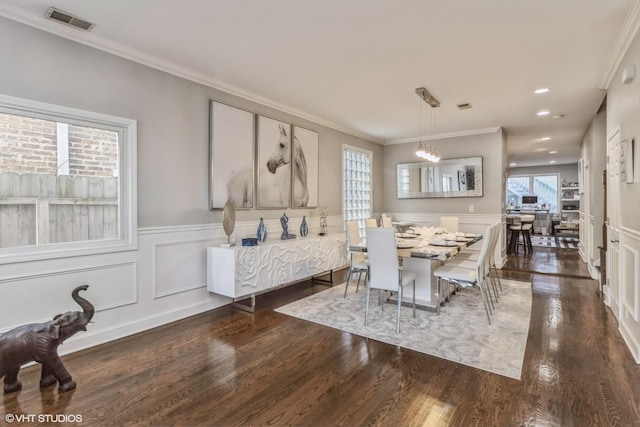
[599,0,640,89]
[0,2,383,144]
[385,127,502,145]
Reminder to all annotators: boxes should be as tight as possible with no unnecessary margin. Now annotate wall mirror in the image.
[397,156,483,198]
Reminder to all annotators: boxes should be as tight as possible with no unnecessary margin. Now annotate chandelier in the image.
[415,87,440,162]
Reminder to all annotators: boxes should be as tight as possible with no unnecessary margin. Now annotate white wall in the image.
[0,18,374,354]
[604,25,640,362]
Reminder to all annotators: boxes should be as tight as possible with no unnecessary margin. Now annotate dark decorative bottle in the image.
[300,216,308,237]
[257,218,267,242]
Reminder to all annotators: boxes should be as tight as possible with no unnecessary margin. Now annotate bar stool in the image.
[508,214,534,254]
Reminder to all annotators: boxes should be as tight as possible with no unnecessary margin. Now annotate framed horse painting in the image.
[292,126,319,208]
[209,101,255,209]
[257,115,291,209]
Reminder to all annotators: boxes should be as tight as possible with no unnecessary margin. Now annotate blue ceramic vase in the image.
[300,216,308,237]
[257,218,267,242]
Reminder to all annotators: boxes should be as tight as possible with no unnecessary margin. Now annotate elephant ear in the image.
[50,323,61,340]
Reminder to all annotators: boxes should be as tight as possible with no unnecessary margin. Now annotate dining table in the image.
[350,228,482,311]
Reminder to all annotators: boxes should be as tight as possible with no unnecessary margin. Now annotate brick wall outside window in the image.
[0,113,118,176]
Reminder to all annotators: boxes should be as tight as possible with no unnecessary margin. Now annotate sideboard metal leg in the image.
[232,294,256,313]
[312,269,334,286]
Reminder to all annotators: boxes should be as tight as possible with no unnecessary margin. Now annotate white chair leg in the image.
[477,280,492,325]
[435,277,441,315]
[344,268,354,298]
[412,280,416,318]
[396,284,403,333]
[355,271,363,293]
[364,285,371,326]
[482,277,494,314]
[489,272,500,301]
[492,266,503,292]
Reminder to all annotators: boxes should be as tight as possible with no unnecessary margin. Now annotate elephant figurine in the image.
[0,285,94,393]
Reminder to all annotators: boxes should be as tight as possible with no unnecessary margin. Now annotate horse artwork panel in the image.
[209,101,254,209]
[257,116,292,209]
[292,126,318,208]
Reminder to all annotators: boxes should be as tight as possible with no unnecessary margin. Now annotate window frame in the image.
[507,173,560,213]
[0,94,137,264]
[342,144,372,238]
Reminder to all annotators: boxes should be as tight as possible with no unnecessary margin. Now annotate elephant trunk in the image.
[72,285,94,325]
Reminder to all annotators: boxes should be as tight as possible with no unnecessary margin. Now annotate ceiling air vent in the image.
[46,7,95,31]
[457,103,473,110]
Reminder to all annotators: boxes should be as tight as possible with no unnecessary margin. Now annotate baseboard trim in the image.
[619,321,640,363]
[57,299,229,357]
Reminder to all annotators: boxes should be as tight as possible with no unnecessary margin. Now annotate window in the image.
[0,95,137,263]
[507,174,559,213]
[342,146,372,237]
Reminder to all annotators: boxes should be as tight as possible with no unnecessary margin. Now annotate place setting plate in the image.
[396,233,418,239]
[397,242,415,249]
[428,239,460,247]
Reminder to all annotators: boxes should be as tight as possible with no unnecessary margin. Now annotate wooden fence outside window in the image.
[0,172,118,249]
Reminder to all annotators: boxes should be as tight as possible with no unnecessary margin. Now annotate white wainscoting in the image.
[618,225,640,363]
[579,212,586,262]
[0,256,137,330]
[0,215,342,357]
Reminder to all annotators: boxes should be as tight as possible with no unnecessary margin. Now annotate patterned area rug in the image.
[276,279,532,380]
[531,235,579,249]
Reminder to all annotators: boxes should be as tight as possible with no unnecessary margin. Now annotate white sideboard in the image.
[207,233,347,300]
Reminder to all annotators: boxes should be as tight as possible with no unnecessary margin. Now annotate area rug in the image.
[275,279,532,380]
[531,235,579,249]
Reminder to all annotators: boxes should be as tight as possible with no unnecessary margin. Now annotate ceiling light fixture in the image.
[415,87,440,162]
[534,88,550,94]
[540,137,551,141]
[549,150,557,154]
[537,110,550,116]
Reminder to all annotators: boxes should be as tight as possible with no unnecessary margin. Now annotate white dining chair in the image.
[344,220,368,298]
[364,227,416,333]
[432,223,494,324]
[365,218,379,228]
[439,216,459,233]
[381,216,393,228]
[450,222,500,304]
[458,221,503,296]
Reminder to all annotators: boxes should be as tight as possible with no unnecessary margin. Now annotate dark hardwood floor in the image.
[3,246,640,426]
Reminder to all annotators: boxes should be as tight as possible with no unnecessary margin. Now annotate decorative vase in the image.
[300,216,308,237]
[319,207,327,236]
[257,217,267,242]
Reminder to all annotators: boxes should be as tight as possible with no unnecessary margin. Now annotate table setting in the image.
[391,227,480,260]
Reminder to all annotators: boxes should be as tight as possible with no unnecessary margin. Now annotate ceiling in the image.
[1,0,638,167]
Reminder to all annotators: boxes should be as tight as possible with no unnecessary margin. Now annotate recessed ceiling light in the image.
[541,137,551,141]
[549,160,556,164]
[537,111,550,116]
[534,88,550,94]
[549,150,557,154]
